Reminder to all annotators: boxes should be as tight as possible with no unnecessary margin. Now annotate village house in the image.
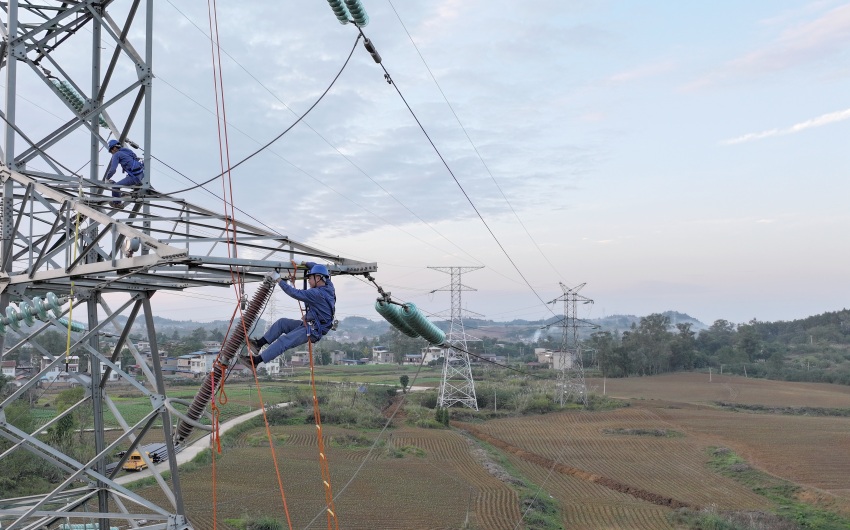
[1,360,16,378]
[372,345,394,364]
[535,348,573,370]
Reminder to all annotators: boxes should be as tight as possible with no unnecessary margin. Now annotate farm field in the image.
[587,372,850,408]
[130,373,850,528]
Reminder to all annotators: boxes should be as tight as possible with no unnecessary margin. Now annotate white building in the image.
[420,346,449,364]
[187,351,220,376]
[2,360,16,378]
[42,355,79,376]
[535,348,574,370]
[372,346,394,364]
[110,360,121,381]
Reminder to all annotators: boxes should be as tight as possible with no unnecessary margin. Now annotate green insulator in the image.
[344,0,369,26]
[400,303,445,345]
[18,302,36,326]
[46,292,63,318]
[375,300,420,338]
[52,80,108,128]
[5,306,20,331]
[57,317,86,333]
[31,296,48,320]
[326,0,350,24]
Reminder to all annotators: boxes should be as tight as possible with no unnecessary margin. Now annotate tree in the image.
[191,327,207,342]
[588,331,618,377]
[399,375,409,393]
[48,388,81,451]
[670,323,697,370]
[736,322,761,362]
[697,319,736,357]
[622,314,673,375]
[767,348,785,378]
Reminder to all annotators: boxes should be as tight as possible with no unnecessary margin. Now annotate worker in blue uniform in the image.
[104,139,144,208]
[243,263,336,366]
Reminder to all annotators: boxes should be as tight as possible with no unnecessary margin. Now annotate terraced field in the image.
[131,372,850,528]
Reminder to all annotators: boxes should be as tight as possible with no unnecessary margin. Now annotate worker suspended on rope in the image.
[243,263,336,366]
[104,139,145,208]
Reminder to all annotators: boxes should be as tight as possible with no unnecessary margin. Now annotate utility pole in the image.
[429,266,482,410]
[548,282,594,406]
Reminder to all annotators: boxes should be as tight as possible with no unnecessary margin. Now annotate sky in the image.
[11,1,850,327]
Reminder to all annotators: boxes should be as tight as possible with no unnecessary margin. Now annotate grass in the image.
[703,447,850,530]
[714,402,850,417]
[475,439,565,530]
[601,427,684,437]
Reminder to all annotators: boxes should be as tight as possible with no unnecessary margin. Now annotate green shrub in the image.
[246,515,284,530]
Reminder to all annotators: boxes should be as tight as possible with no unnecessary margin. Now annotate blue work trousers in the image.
[111,173,143,198]
[260,317,320,363]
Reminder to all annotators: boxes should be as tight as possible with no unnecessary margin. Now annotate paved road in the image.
[116,403,289,485]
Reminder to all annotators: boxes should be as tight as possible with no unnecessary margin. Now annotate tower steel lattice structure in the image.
[429,266,482,410]
[0,2,376,529]
[549,282,594,406]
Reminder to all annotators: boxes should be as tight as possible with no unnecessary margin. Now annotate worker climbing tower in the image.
[429,266,482,410]
[0,3,376,529]
[549,283,594,406]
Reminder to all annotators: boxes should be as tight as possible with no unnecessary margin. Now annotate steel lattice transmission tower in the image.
[429,266,482,410]
[549,282,594,406]
[0,3,376,529]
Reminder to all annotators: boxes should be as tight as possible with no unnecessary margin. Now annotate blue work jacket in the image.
[278,278,336,336]
[105,147,144,180]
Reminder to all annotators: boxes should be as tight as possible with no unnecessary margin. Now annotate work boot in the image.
[246,337,263,355]
[239,351,263,368]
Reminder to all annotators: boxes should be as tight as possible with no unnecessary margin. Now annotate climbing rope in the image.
[63,179,83,372]
[288,261,339,530]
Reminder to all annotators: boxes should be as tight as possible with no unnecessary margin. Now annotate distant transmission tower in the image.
[265,291,277,334]
[429,266,482,410]
[549,282,594,405]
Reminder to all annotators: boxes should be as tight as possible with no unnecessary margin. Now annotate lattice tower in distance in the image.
[549,282,594,406]
[428,266,482,410]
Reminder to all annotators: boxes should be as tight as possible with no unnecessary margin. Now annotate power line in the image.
[165,33,362,195]
[386,0,565,283]
[161,0,498,274]
[355,26,557,317]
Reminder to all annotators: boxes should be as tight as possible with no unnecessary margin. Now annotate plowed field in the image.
[132,373,850,528]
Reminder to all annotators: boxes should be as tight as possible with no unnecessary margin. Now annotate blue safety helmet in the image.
[107,139,120,150]
[308,264,330,280]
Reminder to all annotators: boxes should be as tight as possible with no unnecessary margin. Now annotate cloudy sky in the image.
[17,1,850,326]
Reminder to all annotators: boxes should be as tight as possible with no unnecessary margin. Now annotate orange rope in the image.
[209,363,219,528]
[290,263,339,530]
[247,352,294,529]
[203,1,295,527]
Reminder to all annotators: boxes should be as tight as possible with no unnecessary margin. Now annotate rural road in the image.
[116,402,289,485]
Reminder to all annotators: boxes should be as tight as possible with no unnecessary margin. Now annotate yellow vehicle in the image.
[122,450,149,471]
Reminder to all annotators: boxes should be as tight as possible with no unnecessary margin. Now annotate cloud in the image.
[686,3,850,89]
[721,107,850,144]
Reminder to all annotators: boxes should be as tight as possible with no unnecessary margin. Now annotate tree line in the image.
[587,309,850,385]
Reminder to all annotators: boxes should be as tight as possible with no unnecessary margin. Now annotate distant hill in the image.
[122,311,707,341]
